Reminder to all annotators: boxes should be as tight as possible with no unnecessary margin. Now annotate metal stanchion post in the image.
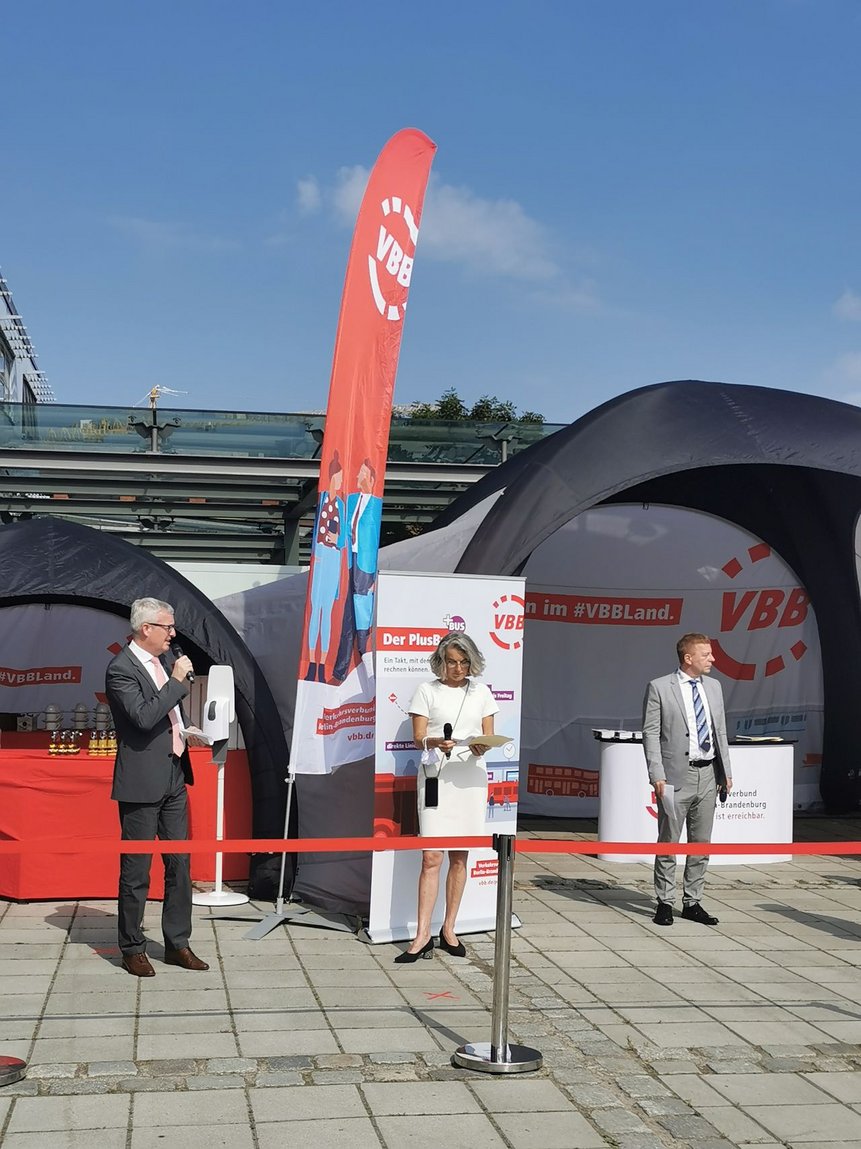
[0,1056,27,1087]
[453,833,542,1074]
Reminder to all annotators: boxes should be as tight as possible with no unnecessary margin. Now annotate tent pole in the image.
[273,769,296,915]
[241,766,356,939]
[201,766,356,937]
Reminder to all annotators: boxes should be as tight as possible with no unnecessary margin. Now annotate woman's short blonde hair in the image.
[429,631,486,678]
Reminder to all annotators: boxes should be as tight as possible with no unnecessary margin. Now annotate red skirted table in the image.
[0,747,252,900]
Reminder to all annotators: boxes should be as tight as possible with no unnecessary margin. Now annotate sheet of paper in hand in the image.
[463,734,514,750]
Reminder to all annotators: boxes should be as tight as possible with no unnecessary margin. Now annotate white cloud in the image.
[835,352,861,382]
[331,166,556,278]
[332,165,370,222]
[821,352,861,403]
[531,279,602,313]
[109,216,239,254]
[264,213,291,248]
[419,179,558,281]
[296,177,322,215]
[300,164,599,309]
[834,289,861,321]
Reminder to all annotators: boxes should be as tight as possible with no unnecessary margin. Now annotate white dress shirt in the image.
[677,667,713,762]
[128,640,185,746]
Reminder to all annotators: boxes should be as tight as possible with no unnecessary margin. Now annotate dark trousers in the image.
[117,762,192,955]
[332,565,375,680]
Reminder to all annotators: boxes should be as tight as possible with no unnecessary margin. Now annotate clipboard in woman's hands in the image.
[464,734,513,750]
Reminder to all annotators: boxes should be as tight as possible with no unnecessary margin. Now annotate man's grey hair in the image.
[130,597,174,634]
[429,631,486,678]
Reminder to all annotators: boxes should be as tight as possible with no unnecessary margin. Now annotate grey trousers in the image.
[654,763,717,907]
[117,762,192,955]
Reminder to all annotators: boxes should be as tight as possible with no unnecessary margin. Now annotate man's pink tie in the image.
[151,656,185,758]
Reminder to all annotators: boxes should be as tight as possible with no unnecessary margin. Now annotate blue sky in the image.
[2,0,861,421]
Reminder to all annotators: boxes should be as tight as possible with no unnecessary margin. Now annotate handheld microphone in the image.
[443,723,453,758]
[171,643,195,684]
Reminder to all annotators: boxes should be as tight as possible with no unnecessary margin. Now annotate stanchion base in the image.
[452,1042,543,1074]
[0,1056,27,1087]
[192,890,249,907]
[243,906,355,940]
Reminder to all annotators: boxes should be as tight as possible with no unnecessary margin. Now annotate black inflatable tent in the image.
[435,380,861,812]
[0,517,291,890]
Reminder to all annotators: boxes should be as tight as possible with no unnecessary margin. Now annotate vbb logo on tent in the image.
[713,543,809,681]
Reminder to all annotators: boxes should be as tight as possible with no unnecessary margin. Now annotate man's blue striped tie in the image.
[691,679,711,754]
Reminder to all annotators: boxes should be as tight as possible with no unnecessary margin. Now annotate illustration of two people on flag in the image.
[305,449,382,685]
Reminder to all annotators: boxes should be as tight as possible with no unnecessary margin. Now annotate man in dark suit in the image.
[106,597,209,976]
[642,632,732,928]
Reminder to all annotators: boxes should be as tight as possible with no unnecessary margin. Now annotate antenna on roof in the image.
[132,385,189,410]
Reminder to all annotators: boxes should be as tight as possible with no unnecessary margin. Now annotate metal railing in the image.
[0,401,562,465]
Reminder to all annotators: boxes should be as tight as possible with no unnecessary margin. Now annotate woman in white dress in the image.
[395,632,498,963]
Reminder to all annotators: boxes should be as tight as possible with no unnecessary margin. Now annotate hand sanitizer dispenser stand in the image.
[192,665,249,907]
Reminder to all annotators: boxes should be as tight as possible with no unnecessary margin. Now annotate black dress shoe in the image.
[164,946,210,970]
[653,901,674,926]
[438,931,466,957]
[394,937,434,964]
[122,952,155,977]
[681,902,719,926]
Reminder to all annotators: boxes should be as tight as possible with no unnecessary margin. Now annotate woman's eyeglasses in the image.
[445,659,470,668]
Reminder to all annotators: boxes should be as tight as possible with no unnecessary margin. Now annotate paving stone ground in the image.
[2,816,861,1148]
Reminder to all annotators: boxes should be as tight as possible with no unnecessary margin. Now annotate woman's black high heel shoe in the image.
[438,931,466,958]
[394,937,434,964]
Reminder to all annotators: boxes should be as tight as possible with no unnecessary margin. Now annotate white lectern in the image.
[596,736,794,865]
[192,665,249,907]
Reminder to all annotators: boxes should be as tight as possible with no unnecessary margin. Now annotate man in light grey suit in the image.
[642,632,732,927]
[106,597,209,977]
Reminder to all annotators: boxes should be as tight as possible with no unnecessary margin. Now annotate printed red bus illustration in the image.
[527,764,599,799]
[374,774,419,836]
[373,773,520,836]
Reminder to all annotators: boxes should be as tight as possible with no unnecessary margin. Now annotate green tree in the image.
[436,387,469,420]
[468,395,517,421]
[406,401,439,419]
[407,387,543,424]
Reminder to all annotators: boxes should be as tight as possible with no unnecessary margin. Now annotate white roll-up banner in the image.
[368,571,525,943]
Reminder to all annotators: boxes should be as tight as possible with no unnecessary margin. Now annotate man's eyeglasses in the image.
[147,622,176,633]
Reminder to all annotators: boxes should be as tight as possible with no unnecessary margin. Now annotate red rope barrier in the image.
[0,835,858,856]
[518,839,861,856]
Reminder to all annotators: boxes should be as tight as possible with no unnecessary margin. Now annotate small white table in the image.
[597,739,793,864]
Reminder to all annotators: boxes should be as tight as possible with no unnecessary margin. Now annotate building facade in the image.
[0,269,54,404]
